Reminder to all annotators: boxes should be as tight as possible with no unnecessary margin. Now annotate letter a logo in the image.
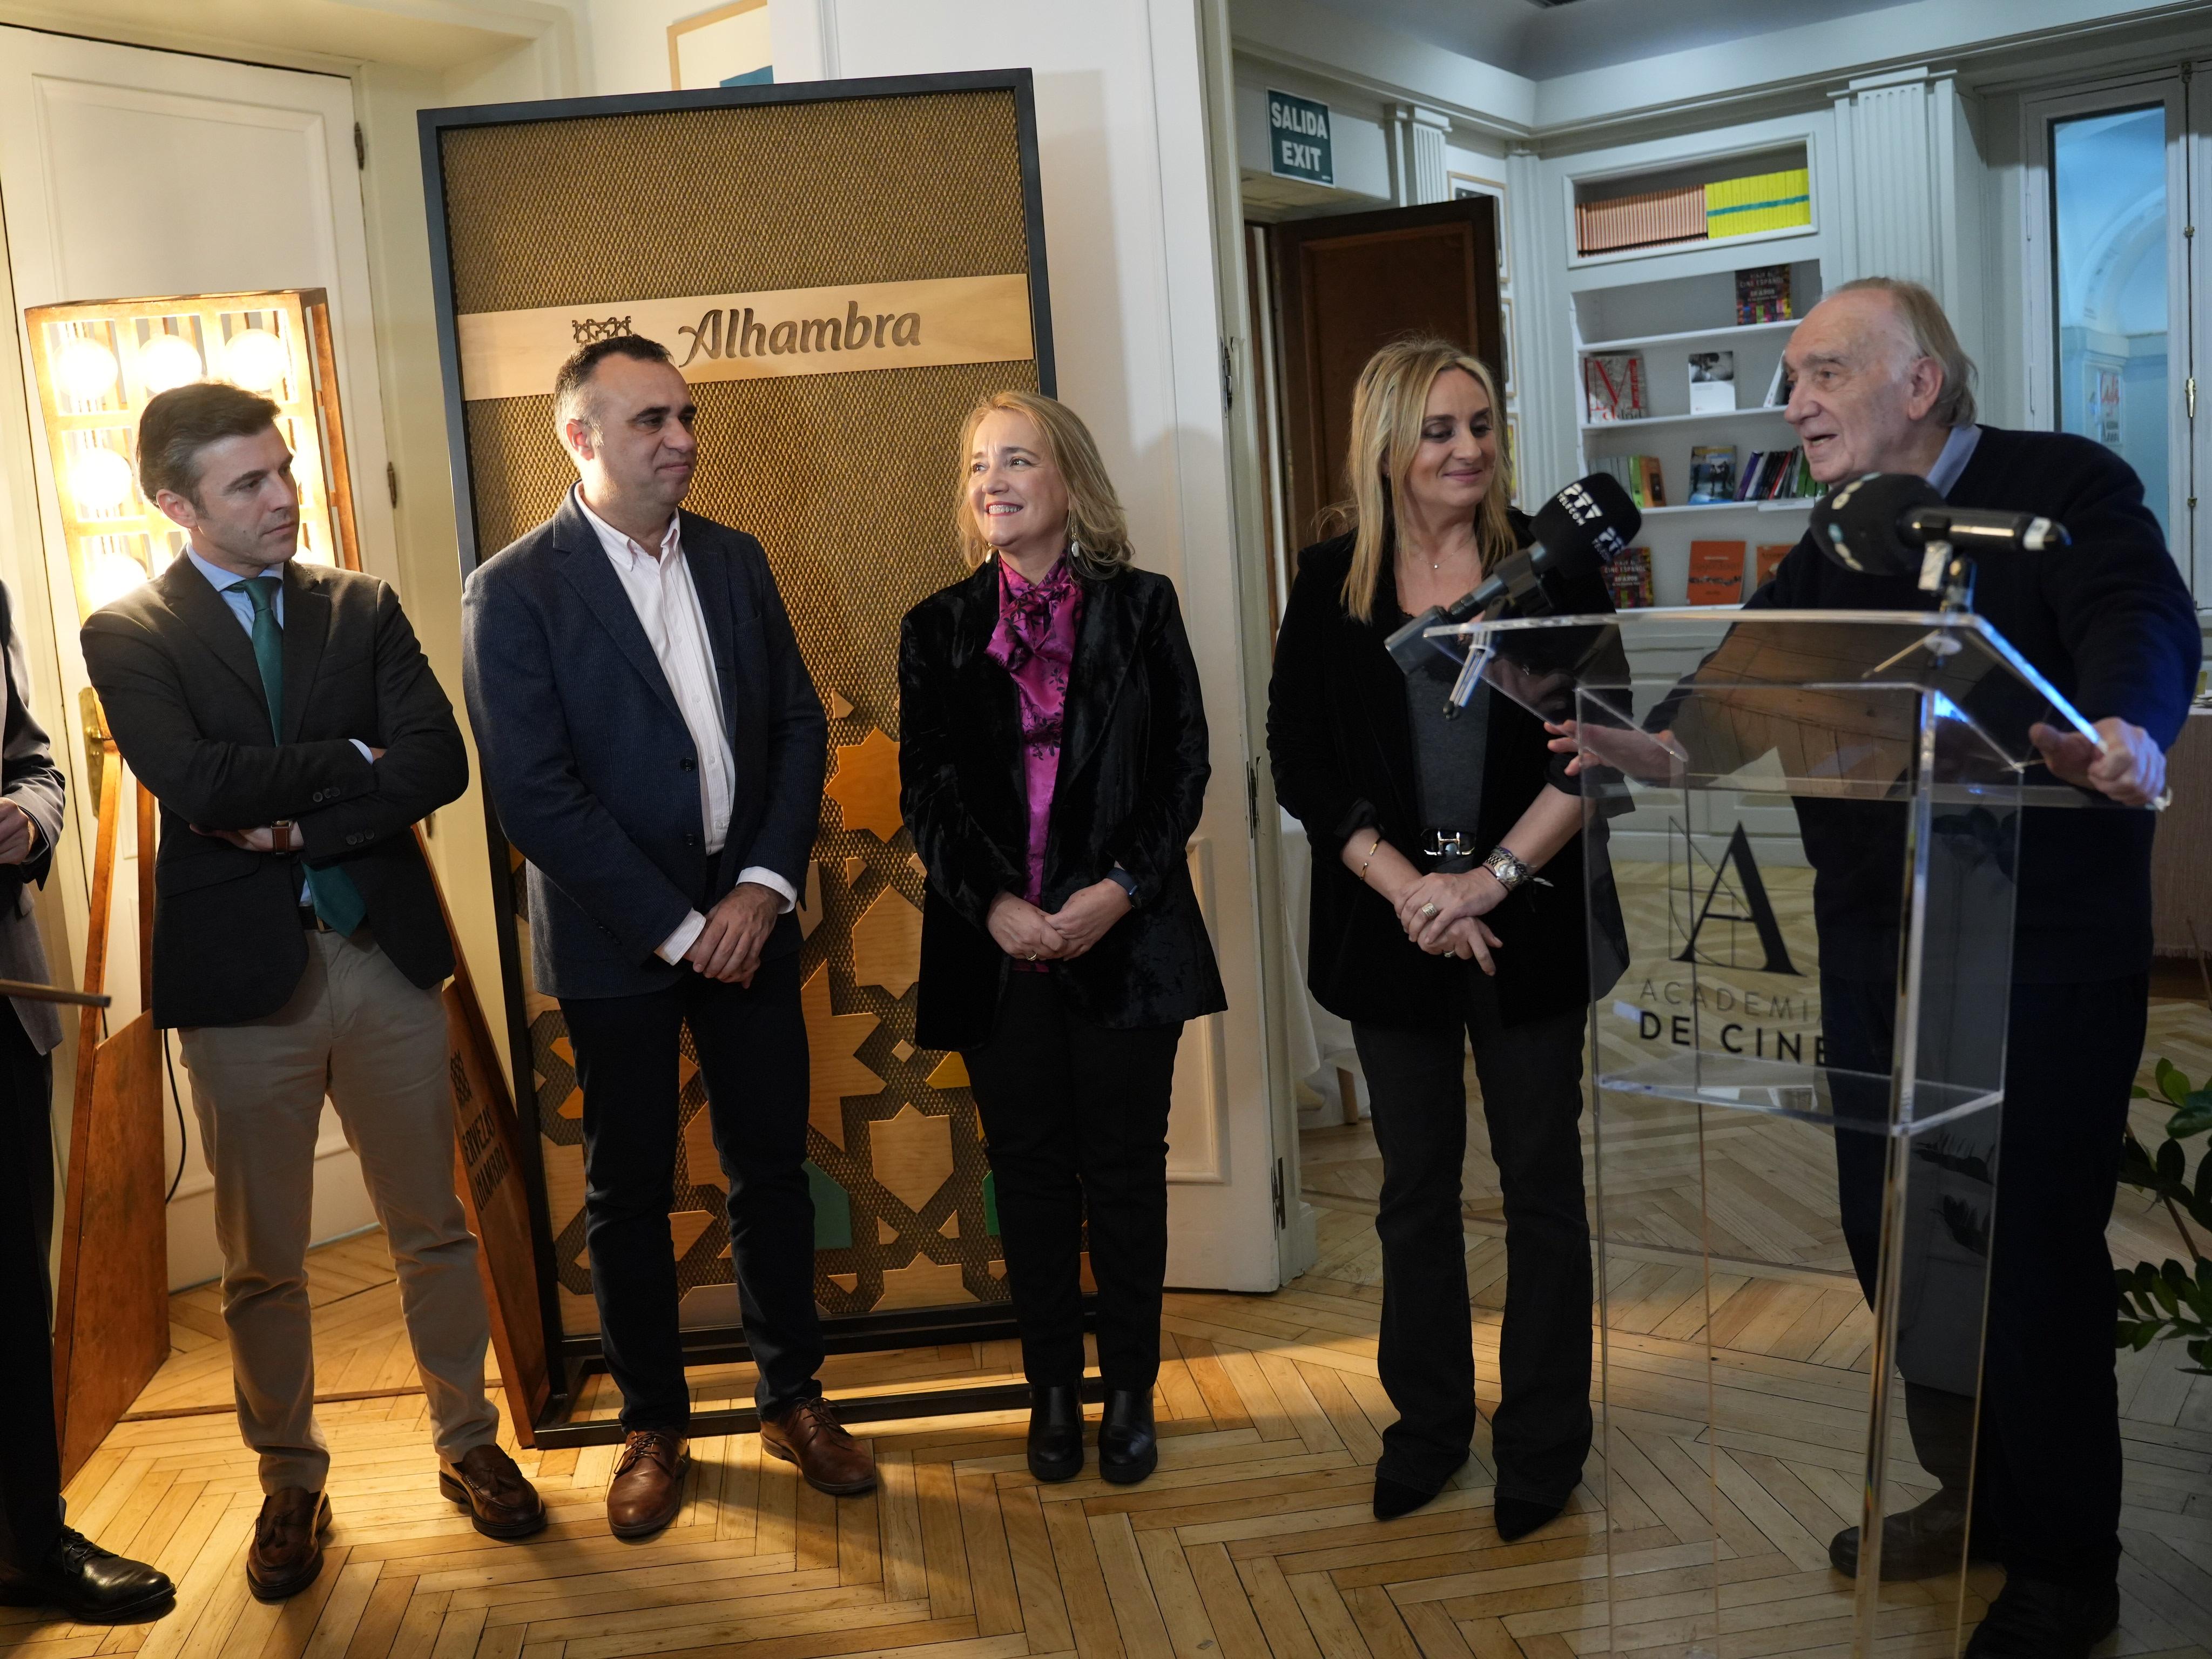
[1674,823,1799,976]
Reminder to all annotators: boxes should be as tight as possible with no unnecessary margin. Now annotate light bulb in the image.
[55,336,119,403]
[139,333,205,393]
[68,446,135,515]
[224,328,290,392]
[87,552,148,609]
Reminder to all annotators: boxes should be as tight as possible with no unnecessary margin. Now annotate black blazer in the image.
[1267,518,1624,1031]
[1751,425,2201,982]
[898,559,1227,1051]
[1,578,65,1053]
[463,494,828,1000]
[82,557,466,1028]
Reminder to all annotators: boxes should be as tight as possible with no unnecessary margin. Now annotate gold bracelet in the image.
[1357,832,1384,884]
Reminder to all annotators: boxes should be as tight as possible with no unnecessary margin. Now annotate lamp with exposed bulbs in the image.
[25,289,363,629]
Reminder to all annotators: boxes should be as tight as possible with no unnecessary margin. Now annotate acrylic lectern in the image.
[1419,606,2129,1659]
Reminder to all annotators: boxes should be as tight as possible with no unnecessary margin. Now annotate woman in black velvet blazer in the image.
[1267,339,1622,1539]
[899,390,1224,1491]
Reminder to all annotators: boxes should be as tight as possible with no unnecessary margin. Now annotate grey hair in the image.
[1831,276,1978,427]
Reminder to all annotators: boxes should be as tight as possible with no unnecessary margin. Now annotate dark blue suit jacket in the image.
[461,493,827,1000]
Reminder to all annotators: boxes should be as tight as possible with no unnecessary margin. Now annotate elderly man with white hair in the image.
[1746,279,2198,1658]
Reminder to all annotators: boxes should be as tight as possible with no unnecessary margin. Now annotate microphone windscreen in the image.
[1530,473,1642,568]
[1812,471,1943,578]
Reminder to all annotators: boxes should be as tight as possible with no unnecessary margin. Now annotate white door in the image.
[0,26,397,1288]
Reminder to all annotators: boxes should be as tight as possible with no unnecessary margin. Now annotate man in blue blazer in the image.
[462,336,869,1535]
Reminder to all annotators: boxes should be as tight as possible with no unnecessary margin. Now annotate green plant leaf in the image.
[2133,1084,2151,1100]
[2158,1138,2188,1184]
[2157,1057,2192,1106]
[2169,1101,2212,1141]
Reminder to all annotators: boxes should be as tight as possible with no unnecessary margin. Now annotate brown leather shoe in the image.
[606,1430,689,1538]
[245,1489,330,1602]
[439,1444,548,1540]
[760,1397,876,1495]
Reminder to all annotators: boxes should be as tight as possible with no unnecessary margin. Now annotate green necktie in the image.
[229,577,366,936]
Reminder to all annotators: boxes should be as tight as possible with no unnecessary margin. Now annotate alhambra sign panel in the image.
[456,274,1034,401]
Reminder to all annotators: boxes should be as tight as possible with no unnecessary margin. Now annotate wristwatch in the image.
[1104,867,1139,904]
[1480,845,1532,893]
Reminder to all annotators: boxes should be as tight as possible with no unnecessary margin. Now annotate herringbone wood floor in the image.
[22,1003,2211,1659]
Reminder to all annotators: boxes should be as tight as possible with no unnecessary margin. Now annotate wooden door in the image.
[1270,199,1504,549]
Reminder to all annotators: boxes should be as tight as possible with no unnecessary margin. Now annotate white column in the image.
[1829,66,1963,299]
[1386,102,1452,205]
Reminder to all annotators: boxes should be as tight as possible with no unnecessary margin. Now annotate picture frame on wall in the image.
[669,0,773,90]
[1450,171,1509,289]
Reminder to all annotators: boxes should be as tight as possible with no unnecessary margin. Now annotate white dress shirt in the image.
[571,488,794,965]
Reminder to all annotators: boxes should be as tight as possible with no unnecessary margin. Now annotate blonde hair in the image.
[954,390,1134,578]
[1334,338,1516,623]
[1831,276,1979,427]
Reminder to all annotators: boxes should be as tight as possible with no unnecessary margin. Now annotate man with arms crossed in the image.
[463,336,870,1538]
[0,577,172,1622]
[1722,281,2189,1658]
[83,383,543,1603]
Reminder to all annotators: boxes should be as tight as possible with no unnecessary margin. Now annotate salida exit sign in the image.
[1267,90,1333,186]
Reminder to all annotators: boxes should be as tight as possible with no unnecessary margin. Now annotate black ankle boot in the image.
[1097,1387,1157,1485]
[1026,1385,1084,1482]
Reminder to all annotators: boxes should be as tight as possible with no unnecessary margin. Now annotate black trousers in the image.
[0,1010,59,1567]
[560,951,821,1429]
[1353,970,1591,1502]
[1824,973,2145,1590]
[962,972,1183,1392]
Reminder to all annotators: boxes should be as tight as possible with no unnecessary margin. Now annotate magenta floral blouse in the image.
[985,555,1084,915]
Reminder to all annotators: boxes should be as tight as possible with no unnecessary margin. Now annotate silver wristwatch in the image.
[1481,845,1532,892]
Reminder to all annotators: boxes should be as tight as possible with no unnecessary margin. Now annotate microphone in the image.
[1813,471,2070,583]
[1385,473,1642,671]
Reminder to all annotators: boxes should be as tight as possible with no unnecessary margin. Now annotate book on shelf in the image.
[1735,264,1794,325]
[1705,168,1812,240]
[1594,453,1665,508]
[1687,350,1736,413]
[1688,444,1737,504]
[1576,185,1707,255]
[1583,353,1647,422]
[1602,544,1654,610]
[1687,539,1746,606]
[1762,352,1792,407]
[1734,446,1812,501]
[1755,542,1795,587]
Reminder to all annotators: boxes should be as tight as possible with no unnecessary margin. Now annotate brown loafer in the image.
[245,1488,330,1602]
[439,1444,548,1540]
[760,1397,876,1495]
[606,1430,689,1538]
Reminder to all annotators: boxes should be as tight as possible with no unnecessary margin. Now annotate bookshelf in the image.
[1572,253,1825,607]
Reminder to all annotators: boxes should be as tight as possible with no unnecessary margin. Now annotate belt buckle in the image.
[1424,830,1475,860]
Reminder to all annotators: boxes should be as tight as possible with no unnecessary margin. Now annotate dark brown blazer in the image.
[82,556,466,1028]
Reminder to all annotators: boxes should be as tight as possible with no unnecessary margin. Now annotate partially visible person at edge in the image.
[1556,278,2198,1659]
[0,576,174,1624]
[1266,337,1626,1536]
[898,389,1224,1488]
[83,381,541,1606]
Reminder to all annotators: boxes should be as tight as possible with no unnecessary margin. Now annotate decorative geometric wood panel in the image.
[435,84,1047,1340]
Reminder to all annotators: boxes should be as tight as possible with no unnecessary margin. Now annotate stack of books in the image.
[1575,185,1708,256]
[1705,168,1812,241]
[1735,447,1815,500]
[1593,453,1665,508]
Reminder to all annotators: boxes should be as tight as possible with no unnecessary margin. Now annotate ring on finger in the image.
[1419,901,1438,918]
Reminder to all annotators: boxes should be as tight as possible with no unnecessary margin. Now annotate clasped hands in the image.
[986,881,1131,964]
[1391,867,1506,974]
[685,882,782,987]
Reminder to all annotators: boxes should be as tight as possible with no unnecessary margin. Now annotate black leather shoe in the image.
[1829,1490,1999,1581]
[1027,1385,1084,1482]
[1373,1475,1436,1520]
[1964,1576,2120,1659]
[0,1528,174,1623]
[1097,1387,1157,1485]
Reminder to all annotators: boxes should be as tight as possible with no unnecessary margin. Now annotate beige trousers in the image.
[179,928,500,1494]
